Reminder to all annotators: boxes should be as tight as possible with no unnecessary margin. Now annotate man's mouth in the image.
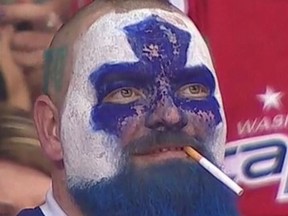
[132,146,189,165]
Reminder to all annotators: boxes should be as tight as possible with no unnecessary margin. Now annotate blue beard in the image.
[68,160,239,216]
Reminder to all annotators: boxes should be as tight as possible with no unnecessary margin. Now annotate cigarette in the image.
[184,146,243,196]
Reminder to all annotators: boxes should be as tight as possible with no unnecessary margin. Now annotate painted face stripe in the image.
[60,9,226,186]
[89,15,221,135]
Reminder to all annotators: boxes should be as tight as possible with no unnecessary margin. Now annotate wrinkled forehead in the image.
[73,9,216,79]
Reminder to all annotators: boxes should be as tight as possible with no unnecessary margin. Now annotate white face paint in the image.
[60,9,226,185]
[169,0,188,14]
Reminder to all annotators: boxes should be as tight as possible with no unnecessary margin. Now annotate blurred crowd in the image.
[0,0,72,110]
[0,0,89,215]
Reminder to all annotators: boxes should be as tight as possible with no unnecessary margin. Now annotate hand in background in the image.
[0,0,64,68]
[0,0,70,103]
[0,25,31,110]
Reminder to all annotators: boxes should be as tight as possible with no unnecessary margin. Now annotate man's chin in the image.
[67,160,239,216]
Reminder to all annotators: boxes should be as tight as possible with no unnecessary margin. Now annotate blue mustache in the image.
[124,131,211,159]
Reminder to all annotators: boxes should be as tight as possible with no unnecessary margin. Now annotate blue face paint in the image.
[68,14,235,216]
[90,15,221,139]
[70,160,239,216]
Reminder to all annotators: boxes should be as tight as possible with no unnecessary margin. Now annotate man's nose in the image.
[145,98,187,131]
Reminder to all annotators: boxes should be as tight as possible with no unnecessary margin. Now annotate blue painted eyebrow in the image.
[173,65,216,93]
[89,63,153,90]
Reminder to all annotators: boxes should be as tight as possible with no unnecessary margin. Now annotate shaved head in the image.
[43,0,177,107]
[35,1,238,215]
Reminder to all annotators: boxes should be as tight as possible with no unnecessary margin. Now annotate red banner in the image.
[177,0,288,215]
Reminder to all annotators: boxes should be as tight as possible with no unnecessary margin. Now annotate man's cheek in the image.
[90,104,139,135]
[33,0,49,3]
[181,104,220,140]
[176,97,222,125]
[185,113,215,136]
[119,114,148,146]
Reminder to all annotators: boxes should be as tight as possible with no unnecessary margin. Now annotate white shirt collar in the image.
[40,188,67,216]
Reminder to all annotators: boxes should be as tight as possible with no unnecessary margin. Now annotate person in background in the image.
[0,25,31,111]
[0,104,51,216]
[0,0,70,109]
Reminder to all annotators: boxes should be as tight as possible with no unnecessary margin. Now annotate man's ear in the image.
[34,95,63,161]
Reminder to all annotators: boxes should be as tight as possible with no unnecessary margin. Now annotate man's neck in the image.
[50,171,83,216]
[40,188,66,216]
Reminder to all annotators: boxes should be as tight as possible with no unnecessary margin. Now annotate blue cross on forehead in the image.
[89,15,221,134]
[91,15,216,92]
[123,15,190,68]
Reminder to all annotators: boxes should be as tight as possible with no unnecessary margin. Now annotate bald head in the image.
[34,1,235,215]
[43,0,178,107]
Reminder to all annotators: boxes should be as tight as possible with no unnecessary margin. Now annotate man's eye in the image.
[178,84,209,100]
[103,88,144,104]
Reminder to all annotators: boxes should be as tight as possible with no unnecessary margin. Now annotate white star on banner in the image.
[257,86,284,111]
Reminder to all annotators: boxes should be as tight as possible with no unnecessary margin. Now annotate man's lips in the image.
[135,147,185,155]
[132,147,189,163]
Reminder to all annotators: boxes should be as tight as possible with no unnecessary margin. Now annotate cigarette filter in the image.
[184,146,243,196]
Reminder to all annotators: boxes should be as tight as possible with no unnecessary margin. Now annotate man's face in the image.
[60,9,232,216]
